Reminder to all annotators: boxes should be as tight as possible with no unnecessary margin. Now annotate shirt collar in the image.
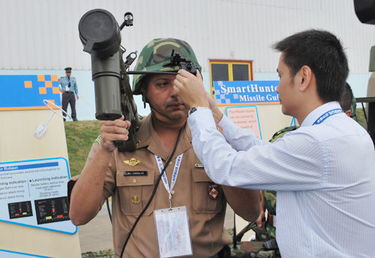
[136,114,192,160]
[301,101,342,127]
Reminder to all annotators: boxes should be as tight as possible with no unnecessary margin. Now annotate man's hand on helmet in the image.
[174,69,209,108]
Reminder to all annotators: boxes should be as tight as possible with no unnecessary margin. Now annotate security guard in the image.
[69,38,260,257]
[59,67,79,121]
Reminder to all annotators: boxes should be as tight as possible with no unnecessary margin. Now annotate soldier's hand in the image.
[256,191,265,228]
[99,116,131,152]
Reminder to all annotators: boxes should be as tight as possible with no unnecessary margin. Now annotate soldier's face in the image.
[146,74,189,121]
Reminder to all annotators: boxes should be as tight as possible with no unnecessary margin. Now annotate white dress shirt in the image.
[188,101,375,258]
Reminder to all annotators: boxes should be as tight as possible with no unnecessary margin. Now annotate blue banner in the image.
[214,80,280,105]
[0,75,61,110]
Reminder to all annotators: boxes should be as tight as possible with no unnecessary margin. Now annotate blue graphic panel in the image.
[0,75,61,110]
[0,158,77,235]
[214,80,280,105]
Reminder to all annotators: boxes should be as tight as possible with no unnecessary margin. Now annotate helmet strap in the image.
[141,88,148,109]
[142,94,147,109]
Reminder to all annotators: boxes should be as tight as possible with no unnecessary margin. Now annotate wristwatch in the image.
[188,107,198,116]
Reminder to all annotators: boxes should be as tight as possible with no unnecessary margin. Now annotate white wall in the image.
[0,0,374,120]
[0,0,374,73]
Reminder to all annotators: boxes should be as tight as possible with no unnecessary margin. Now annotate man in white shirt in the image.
[173,29,375,257]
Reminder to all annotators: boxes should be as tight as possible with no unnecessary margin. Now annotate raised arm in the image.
[69,117,130,225]
[222,186,260,222]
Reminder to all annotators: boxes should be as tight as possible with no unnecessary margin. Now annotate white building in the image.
[0,0,374,119]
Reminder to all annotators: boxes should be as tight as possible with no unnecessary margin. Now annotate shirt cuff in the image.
[218,115,232,128]
[188,107,216,131]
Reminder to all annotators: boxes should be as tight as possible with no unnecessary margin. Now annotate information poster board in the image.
[0,249,51,258]
[0,157,76,234]
[226,106,262,139]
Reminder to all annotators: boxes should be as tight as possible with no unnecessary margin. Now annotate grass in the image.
[81,249,115,258]
[64,120,100,177]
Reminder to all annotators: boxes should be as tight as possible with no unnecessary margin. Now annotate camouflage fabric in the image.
[132,38,201,95]
[263,191,277,216]
[231,245,277,258]
[269,126,298,143]
[263,191,277,239]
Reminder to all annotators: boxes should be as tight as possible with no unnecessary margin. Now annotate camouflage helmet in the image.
[132,38,201,95]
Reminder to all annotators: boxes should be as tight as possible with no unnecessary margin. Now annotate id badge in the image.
[154,206,192,257]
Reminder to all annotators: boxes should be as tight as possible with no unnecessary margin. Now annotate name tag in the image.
[194,163,204,168]
[123,171,148,176]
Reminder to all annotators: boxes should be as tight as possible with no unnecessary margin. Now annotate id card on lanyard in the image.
[154,206,193,257]
[153,154,193,257]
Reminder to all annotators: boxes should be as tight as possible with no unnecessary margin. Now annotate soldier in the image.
[69,38,260,257]
[340,82,356,119]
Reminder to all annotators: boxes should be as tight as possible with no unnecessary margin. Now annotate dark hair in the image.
[274,30,349,103]
[340,82,354,112]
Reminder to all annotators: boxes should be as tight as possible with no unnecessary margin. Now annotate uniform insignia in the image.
[208,184,220,200]
[124,171,148,176]
[131,195,141,204]
[194,163,204,168]
[124,158,141,166]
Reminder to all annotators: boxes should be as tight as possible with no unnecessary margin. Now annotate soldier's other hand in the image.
[255,209,265,228]
[174,69,209,108]
[99,116,131,152]
[256,191,266,228]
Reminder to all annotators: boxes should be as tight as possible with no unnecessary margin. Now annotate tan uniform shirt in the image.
[100,115,230,257]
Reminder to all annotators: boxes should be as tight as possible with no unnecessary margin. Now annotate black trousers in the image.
[62,91,77,121]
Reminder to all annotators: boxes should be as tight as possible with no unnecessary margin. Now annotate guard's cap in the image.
[65,67,72,72]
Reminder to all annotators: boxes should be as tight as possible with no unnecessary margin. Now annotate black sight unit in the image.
[79,9,138,152]
[78,9,200,151]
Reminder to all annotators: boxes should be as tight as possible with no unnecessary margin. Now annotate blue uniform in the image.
[59,76,78,95]
[59,76,78,121]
